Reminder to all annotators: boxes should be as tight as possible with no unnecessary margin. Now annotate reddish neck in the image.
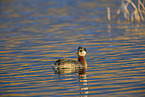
[78,55,87,68]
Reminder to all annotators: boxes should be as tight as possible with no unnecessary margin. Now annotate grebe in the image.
[53,47,87,73]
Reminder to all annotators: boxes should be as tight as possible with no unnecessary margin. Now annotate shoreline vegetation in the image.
[107,0,145,23]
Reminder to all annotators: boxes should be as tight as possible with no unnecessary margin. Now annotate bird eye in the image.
[80,50,82,52]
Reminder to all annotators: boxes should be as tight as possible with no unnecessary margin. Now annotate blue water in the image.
[0,0,145,97]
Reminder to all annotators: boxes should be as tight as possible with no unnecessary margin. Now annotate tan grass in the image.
[107,0,145,23]
[107,7,111,21]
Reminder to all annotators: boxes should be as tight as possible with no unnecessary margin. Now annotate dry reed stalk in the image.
[123,1,130,20]
[107,0,145,23]
[126,0,141,22]
[138,0,144,21]
[107,7,111,21]
[117,8,121,16]
[138,0,145,10]
[131,11,135,22]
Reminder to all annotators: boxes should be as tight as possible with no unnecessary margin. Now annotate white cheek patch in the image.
[79,51,86,56]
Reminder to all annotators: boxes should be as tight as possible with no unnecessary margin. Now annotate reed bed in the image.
[107,0,145,23]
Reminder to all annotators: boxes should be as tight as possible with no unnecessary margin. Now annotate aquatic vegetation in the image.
[107,0,145,23]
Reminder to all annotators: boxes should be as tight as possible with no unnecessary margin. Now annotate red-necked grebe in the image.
[53,47,87,73]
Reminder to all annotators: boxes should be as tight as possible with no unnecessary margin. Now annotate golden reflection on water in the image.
[0,0,145,97]
[1,25,145,96]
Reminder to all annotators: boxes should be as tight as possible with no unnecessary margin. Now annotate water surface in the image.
[0,0,145,97]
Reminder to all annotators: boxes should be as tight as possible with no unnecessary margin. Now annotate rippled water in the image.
[0,0,145,97]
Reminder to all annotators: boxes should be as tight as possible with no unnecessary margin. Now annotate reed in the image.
[107,7,111,21]
[107,0,145,23]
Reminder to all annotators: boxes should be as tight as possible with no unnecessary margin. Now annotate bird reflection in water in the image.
[79,68,88,97]
[53,67,89,97]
